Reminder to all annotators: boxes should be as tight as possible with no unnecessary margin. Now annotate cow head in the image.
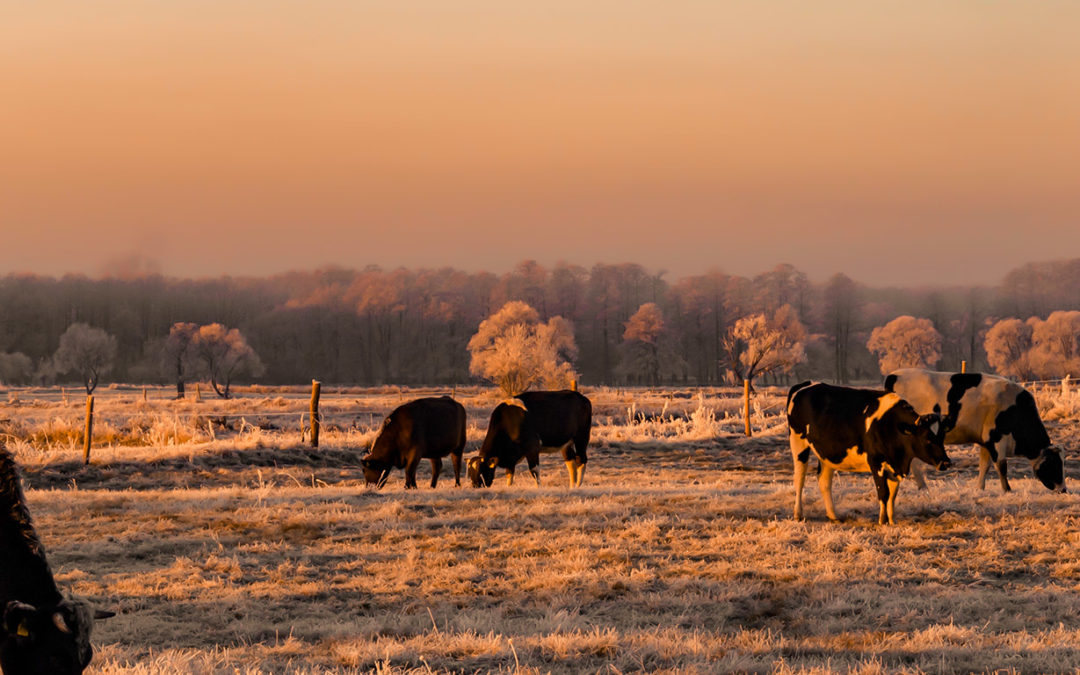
[900,412,952,471]
[467,456,497,488]
[1032,446,1066,493]
[360,454,392,488]
[0,598,113,675]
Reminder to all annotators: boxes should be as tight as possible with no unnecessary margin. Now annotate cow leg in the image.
[818,465,839,522]
[506,467,515,487]
[564,461,577,487]
[790,431,810,520]
[977,446,993,490]
[451,451,462,487]
[574,460,586,487]
[527,455,541,487]
[881,477,901,525]
[911,461,928,490]
[429,457,442,489]
[404,457,421,489]
[995,458,1011,492]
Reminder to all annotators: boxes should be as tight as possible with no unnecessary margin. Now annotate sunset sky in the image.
[2,1,1078,285]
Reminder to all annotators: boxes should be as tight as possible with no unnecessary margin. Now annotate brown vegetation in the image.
[1,386,1078,672]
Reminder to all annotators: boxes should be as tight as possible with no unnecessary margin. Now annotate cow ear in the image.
[93,609,115,620]
[3,601,37,639]
[486,457,498,469]
[360,457,373,469]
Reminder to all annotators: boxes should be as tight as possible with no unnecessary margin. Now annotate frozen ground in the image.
[2,384,1079,674]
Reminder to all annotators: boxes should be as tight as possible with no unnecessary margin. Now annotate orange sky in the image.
[2,1,1078,284]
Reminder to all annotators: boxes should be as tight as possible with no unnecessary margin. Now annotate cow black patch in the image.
[883,374,898,392]
[944,373,982,433]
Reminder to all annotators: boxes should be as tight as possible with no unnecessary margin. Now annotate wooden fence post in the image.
[195,383,201,402]
[961,360,967,374]
[743,379,752,437]
[571,379,578,392]
[310,380,321,449]
[83,395,94,465]
[142,387,148,403]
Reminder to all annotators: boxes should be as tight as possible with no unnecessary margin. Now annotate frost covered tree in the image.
[866,316,942,375]
[723,304,807,388]
[1028,310,1080,379]
[984,318,1037,379]
[617,303,686,385]
[53,323,117,394]
[0,352,33,385]
[163,322,199,399]
[190,323,265,399]
[467,301,578,396]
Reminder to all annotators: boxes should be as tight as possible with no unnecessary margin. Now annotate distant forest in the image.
[1,258,1078,387]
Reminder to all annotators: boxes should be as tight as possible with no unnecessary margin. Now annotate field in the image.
[3,383,1080,674]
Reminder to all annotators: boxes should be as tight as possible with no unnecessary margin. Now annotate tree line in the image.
[0,258,1077,389]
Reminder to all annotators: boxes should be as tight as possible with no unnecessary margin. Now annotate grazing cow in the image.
[468,390,592,488]
[361,396,467,489]
[0,443,113,674]
[884,369,1065,493]
[787,382,951,525]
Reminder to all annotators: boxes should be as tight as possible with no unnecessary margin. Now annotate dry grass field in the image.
[3,384,1080,674]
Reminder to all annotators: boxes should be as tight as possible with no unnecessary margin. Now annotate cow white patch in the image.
[864,393,903,433]
[503,399,527,410]
[824,446,870,473]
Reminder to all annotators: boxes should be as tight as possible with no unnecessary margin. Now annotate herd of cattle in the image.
[0,369,1068,673]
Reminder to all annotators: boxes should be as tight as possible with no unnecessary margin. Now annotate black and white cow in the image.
[468,390,592,488]
[787,382,951,525]
[0,443,113,674]
[361,396,467,489]
[884,368,1065,493]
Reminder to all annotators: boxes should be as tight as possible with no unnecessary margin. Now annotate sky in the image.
[1,1,1078,285]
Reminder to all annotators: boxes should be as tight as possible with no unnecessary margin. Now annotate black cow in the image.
[468,390,592,488]
[0,443,113,674]
[787,382,951,525]
[884,368,1065,492]
[361,396,467,489]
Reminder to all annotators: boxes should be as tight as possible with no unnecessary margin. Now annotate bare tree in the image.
[823,273,859,382]
[723,304,807,389]
[984,317,1036,379]
[467,301,578,396]
[163,322,199,399]
[53,323,117,394]
[190,324,265,399]
[866,316,942,375]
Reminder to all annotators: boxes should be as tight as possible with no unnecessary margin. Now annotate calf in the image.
[0,443,113,674]
[468,390,592,488]
[361,396,467,489]
[787,382,951,525]
[884,368,1065,492]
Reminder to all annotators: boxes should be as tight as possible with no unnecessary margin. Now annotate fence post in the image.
[62,387,68,405]
[83,395,94,465]
[310,380,321,449]
[195,382,201,402]
[571,379,578,392]
[961,360,967,374]
[142,387,148,403]
[743,379,752,437]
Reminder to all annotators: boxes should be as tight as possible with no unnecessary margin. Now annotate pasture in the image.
[3,384,1080,673]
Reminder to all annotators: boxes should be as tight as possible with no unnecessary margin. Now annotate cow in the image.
[361,396,467,489]
[884,368,1065,493]
[787,381,952,525]
[468,390,592,489]
[0,443,113,674]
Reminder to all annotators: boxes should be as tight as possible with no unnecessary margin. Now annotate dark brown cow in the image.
[468,390,592,488]
[0,443,113,674]
[361,396,467,489]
